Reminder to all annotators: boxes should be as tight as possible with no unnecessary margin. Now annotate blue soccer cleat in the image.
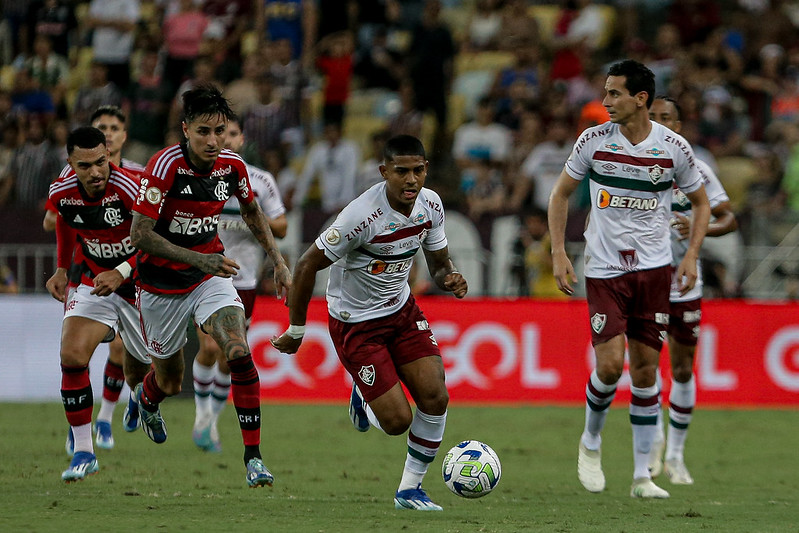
[246,458,274,488]
[135,384,167,444]
[192,422,213,452]
[65,427,74,457]
[123,395,140,432]
[61,451,99,482]
[94,421,114,449]
[394,486,443,511]
[348,384,370,432]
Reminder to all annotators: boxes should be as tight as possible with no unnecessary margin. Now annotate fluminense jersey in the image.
[564,121,704,278]
[218,163,286,290]
[48,162,139,301]
[316,183,448,322]
[134,144,255,294]
[670,158,730,302]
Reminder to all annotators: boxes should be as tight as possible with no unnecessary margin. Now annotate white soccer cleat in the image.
[665,458,694,485]
[630,477,670,498]
[578,442,605,493]
[648,438,665,478]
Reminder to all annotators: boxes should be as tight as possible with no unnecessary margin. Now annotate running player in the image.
[130,85,291,488]
[192,115,287,453]
[271,135,468,511]
[548,60,711,498]
[45,126,151,482]
[647,96,738,485]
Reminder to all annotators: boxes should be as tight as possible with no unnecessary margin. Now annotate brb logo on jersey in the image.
[597,189,658,210]
[84,236,136,259]
[169,212,220,235]
[103,207,124,227]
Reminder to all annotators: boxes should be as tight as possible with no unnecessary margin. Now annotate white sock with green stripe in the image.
[398,409,446,492]
[582,369,617,451]
[630,384,660,479]
[209,367,230,423]
[193,360,214,427]
[666,376,695,461]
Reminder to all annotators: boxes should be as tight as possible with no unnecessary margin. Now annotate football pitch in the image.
[2,401,797,532]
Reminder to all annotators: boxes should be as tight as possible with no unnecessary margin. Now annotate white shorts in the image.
[64,284,151,364]
[136,276,244,359]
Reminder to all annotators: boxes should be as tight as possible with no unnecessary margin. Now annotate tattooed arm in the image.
[240,200,292,296]
[130,212,239,277]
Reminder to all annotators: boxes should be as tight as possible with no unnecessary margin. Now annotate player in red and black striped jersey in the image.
[130,85,291,488]
[45,127,152,482]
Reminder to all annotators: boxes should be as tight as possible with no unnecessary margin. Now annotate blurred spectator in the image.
[47,117,67,161]
[70,62,123,130]
[241,74,292,165]
[23,34,68,115]
[168,55,221,129]
[489,39,543,129]
[0,120,19,179]
[0,259,18,293]
[256,0,318,68]
[407,0,455,154]
[269,38,313,157]
[464,155,506,231]
[549,0,605,83]
[463,0,503,52]
[85,0,141,90]
[452,96,512,193]
[698,85,751,158]
[22,0,77,59]
[498,0,540,52]
[162,0,211,92]
[264,147,297,209]
[225,53,265,117]
[202,0,254,64]
[740,43,787,141]
[356,129,389,195]
[292,121,360,240]
[387,81,424,139]
[0,115,62,208]
[511,117,573,212]
[124,48,171,164]
[741,145,786,244]
[667,0,721,46]
[509,206,564,298]
[315,31,355,126]
[10,67,55,123]
[354,26,403,91]
[317,0,354,41]
[351,0,401,52]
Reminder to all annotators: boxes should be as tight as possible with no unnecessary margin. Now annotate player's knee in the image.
[595,362,622,385]
[672,363,693,383]
[60,346,91,367]
[160,378,182,396]
[416,387,449,415]
[381,412,413,435]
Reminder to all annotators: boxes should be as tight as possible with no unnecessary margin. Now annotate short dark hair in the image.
[182,84,235,124]
[90,105,126,125]
[384,135,425,162]
[607,60,656,108]
[654,95,681,120]
[67,126,106,155]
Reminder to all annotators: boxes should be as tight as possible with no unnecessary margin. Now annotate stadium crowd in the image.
[2,0,799,297]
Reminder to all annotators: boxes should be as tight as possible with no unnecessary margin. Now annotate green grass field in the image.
[2,401,797,533]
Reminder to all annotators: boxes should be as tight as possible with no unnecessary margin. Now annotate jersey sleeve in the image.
[251,167,286,220]
[314,204,365,262]
[134,153,174,219]
[671,134,703,194]
[421,190,448,252]
[232,156,256,207]
[563,132,593,181]
[699,162,730,208]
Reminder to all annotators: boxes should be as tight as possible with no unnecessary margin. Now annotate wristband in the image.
[286,324,305,339]
[114,262,133,280]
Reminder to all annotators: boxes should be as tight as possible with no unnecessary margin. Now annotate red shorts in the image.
[585,265,672,351]
[237,288,257,320]
[328,295,441,402]
[668,298,702,346]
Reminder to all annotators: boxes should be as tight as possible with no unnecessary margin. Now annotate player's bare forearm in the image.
[425,247,468,298]
[240,201,284,266]
[707,201,738,237]
[130,212,205,268]
[684,187,711,258]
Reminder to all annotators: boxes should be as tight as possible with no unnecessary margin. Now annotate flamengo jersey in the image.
[48,162,139,301]
[316,183,448,322]
[217,163,286,290]
[134,144,255,294]
[565,121,703,279]
[670,158,730,302]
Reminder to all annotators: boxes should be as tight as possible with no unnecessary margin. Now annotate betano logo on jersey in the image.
[597,189,658,210]
[84,236,136,259]
[367,258,413,275]
[168,214,220,235]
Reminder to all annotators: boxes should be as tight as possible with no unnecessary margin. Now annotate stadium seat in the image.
[343,115,387,156]
[715,156,758,211]
[451,69,495,120]
[454,51,516,76]
[488,215,521,296]
[0,65,15,91]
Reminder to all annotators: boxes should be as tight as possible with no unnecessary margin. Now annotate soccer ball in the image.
[441,440,501,498]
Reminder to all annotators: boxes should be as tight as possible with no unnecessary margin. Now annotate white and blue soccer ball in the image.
[442,440,502,498]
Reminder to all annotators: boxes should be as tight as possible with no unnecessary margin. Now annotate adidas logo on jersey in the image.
[181,184,193,195]
[73,214,84,224]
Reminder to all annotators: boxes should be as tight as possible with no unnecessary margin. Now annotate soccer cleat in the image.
[135,384,167,444]
[246,458,274,488]
[61,451,99,482]
[348,384,370,432]
[394,486,443,511]
[209,422,222,453]
[94,421,114,449]
[649,438,665,478]
[65,427,75,457]
[192,421,213,451]
[665,458,694,485]
[123,395,140,432]
[578,442,606,493]
[630,477,670,498]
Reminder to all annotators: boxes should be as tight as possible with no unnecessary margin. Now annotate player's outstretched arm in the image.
[548,170,580,295]
[130,212,239,277]
[240,200,291,296]
[424,247,468,298]
[270,245,333,354]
